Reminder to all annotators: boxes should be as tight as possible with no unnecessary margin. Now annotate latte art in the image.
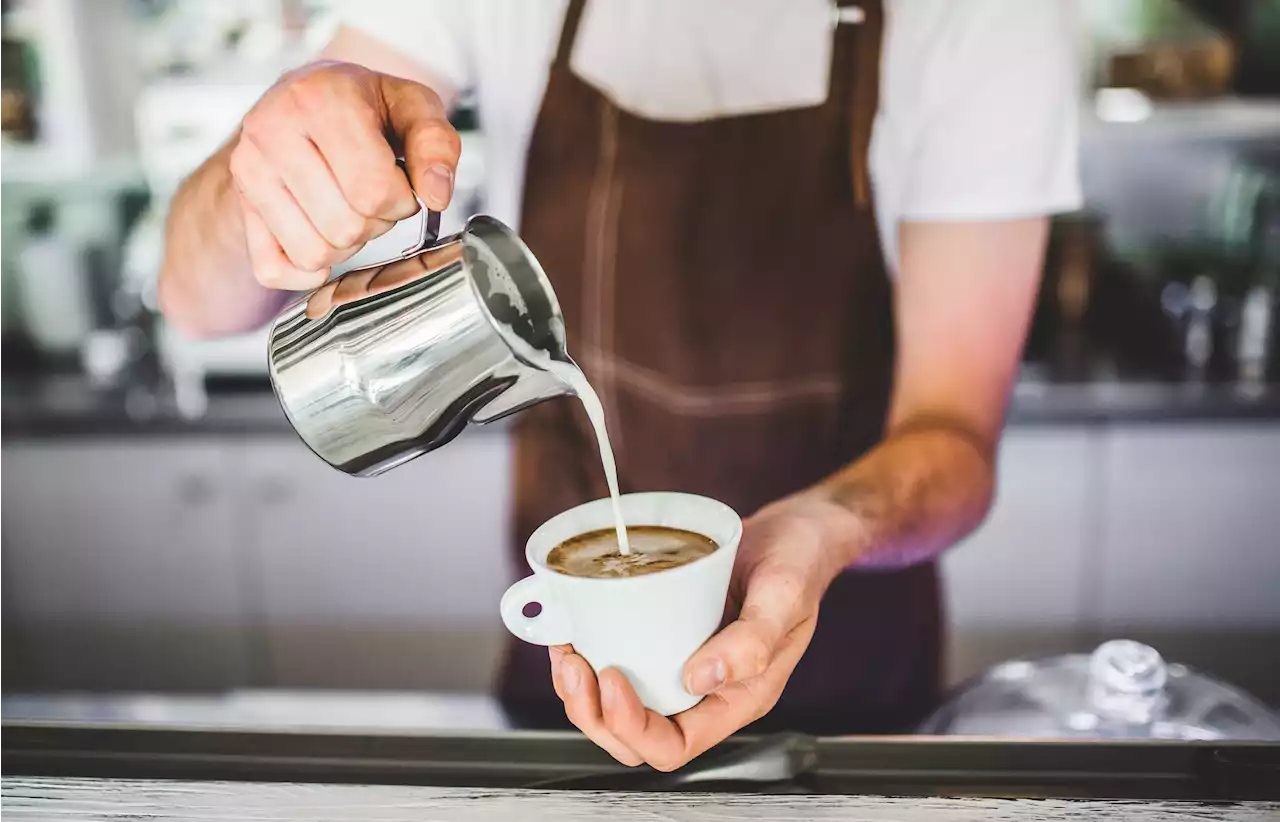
[546,526,718,579]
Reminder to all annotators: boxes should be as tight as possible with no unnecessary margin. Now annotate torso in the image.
[342,1,1080,266]
[496,0,941,735]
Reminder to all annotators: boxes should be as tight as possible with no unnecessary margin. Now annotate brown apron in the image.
[497,0,941,735]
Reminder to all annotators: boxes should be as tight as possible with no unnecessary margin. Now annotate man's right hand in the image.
[229,60,461,291]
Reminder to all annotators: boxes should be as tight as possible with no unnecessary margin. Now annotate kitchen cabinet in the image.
[1088,424,1280,703]
[1096,424,1280,628]
[942,423,1280,702]
[2,432,514,694]
[943,428,1097,684]
[4,419,1277,699]
[242,435,512,691]
[2,529,30,687]
[1,440,251,690]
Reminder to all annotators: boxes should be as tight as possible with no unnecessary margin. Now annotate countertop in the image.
[4,702,1280,816]
[7,779,1277,822]
[2,690,511,732]
[0,374,513,438]
[5,371,1280,440]
[1005,377,1280,424]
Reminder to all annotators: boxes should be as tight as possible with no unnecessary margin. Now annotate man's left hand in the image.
[548,494,857,771]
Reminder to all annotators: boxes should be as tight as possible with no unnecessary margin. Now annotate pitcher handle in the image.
[344,157,441,273]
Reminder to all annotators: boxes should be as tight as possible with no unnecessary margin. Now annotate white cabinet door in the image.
[943,428,1097,683]
[1096,424,1280,629]
[1,440,250,689]
[1093,424,1280,704]
[243,433,512,691]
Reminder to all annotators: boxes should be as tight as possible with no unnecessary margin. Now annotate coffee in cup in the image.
[547,526,717,579]
[499,492,742,716]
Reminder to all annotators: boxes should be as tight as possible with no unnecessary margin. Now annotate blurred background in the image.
[2,0,1279,728]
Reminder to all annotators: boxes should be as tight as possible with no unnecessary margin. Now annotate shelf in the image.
[1082,95,1280,142]
[1,141,145,189]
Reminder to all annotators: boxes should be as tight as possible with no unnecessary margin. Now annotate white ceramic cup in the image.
[500,491,742,716]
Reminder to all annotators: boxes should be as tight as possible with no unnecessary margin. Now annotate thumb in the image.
[682,569,804,696]
[380,74,461,211]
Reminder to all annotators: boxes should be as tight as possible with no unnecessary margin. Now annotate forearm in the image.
[157,137,287,337]
[807,418,997,569]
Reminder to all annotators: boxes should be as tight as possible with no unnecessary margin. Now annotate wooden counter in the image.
[6,777,1279,821]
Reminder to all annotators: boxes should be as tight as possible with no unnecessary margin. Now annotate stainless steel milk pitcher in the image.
[267,209,573,477]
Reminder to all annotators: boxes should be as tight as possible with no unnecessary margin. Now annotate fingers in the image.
[683,617,776,695]
[232,137,327,271]
[682,566,805,695]
[304,277,340,319]
[231,62,459,293]
[555,612,817,773]
[381,74,461,211]
[597,669,693,772]
[266,132,395,250]
[561,509,838,772]
[304,90,419,222]
[549,648,642,767]
[596,668,765,772]
[601,618,817,772]
[598,667,759,772]
[240,197,329,292]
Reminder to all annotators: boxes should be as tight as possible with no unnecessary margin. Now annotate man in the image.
[160,0,1080,771]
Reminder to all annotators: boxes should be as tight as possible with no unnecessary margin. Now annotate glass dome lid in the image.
[919,640,1280,740]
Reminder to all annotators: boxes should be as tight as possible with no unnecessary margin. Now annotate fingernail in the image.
[685,659,726,696]
[561,661,581,694]
[600,675,617,710]
[422,164,454,208]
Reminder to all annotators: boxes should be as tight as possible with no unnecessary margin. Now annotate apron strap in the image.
[834,0,882,210]
[555,0,589,69]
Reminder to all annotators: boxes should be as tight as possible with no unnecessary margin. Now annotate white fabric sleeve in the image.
[335,0,474,91]
[877,0,1083,221]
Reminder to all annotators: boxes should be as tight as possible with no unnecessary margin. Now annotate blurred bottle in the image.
[1161,273,1220,381]
[1236,177,1279,386]
[1035,213,1103,379]
[1238,285,1272,385]
[1185,275,1217,378]
[14,201,95,356]
[1,26,39,141]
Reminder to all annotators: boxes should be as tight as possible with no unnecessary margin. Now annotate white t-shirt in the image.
[339,0,1082,269]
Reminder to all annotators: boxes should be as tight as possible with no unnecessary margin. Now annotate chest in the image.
[466,0,869,130]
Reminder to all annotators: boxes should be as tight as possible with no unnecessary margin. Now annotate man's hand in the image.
[159,28,462,337]
[228,60,461,291]
[544,218,1045,769]
[548,494,857,771]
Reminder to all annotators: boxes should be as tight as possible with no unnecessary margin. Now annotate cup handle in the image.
[500,576,572,646]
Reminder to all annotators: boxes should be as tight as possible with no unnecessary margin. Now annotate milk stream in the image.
[544,360,631,555]
[473,240,629,554]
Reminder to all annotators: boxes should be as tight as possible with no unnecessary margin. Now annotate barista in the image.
[159,0,1081,771]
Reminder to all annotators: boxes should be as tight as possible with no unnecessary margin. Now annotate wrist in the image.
[813,493,871,570]
[771,488,870,576]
